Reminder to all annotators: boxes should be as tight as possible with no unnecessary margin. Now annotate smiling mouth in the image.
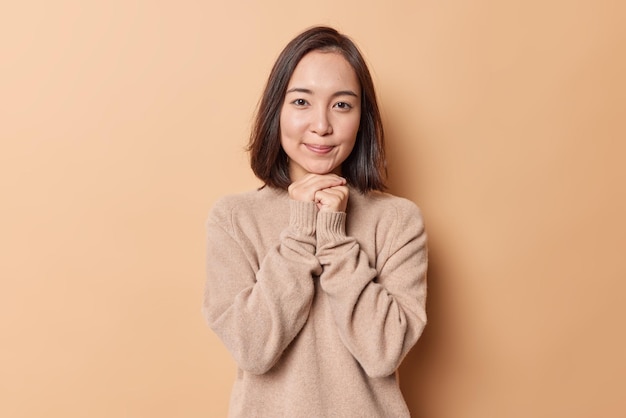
[304,144,334,154]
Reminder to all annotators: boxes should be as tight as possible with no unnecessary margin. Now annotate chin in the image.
[309,167,338,175]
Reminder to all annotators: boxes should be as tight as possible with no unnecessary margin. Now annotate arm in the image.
[316,201,428,377]
[203,199,322,374]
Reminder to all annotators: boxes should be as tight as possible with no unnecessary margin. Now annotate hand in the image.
[314,185,349,212]
[288,174,349,212]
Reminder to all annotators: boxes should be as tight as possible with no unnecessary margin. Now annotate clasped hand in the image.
[288,174,349,212]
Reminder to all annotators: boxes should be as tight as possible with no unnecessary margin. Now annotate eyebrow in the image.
[286,87,359,98]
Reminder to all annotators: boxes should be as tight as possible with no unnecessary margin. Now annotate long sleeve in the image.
[203,198,322,375]
[315,200,428,378]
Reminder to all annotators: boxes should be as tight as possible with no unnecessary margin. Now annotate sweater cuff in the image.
[289,200,318,236]
[316,211,346,244]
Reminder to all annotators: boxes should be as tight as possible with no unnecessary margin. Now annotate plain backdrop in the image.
[1,1,625,417]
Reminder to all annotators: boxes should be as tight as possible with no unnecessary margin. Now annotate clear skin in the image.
[280,50,362,212]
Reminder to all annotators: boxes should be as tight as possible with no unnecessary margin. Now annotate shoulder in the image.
[207,186,288,230]
[210,189,257,215]
[347,190,426,245]
[349,190,427,256]
[352,190,424,224]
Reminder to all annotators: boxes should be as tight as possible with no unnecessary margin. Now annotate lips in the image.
[304,144,334,154]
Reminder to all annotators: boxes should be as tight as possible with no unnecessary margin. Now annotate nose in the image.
[310,107,333,136]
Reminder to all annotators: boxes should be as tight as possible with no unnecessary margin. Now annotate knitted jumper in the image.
[203,186,427,417]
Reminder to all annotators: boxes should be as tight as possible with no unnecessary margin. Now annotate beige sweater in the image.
[203,186,427,417]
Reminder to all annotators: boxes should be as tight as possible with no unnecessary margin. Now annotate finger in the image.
[289,174,346,202]
[317,186,349,200]
[314,186,349,212]
[298,174,346,190]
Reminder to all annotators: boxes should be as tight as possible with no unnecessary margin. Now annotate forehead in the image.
[288,50,360,91]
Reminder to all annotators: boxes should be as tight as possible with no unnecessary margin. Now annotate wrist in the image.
[289,199,318,236]
[316,211,346,244]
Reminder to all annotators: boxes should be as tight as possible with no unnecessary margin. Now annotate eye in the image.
[334,101,352,110]
[292,98,309,106]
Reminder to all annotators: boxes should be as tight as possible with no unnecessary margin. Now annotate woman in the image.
[204,26,427,417]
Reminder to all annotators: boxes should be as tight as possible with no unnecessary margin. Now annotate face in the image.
[280,50,361,182]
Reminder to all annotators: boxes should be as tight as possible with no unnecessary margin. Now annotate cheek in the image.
[342,114,361,140]
[279,108,303,138]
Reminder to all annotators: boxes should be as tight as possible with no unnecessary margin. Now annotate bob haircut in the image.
[247,26,386,193]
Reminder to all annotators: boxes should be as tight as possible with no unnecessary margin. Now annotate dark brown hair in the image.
[248,26,386,193]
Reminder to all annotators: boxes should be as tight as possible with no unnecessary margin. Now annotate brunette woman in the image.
[203,26,427,417]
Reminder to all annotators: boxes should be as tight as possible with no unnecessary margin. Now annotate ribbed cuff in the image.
[316,211,346,244]
[289,200,318,236]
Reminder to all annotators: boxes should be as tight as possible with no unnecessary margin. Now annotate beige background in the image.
[2,1,625,417]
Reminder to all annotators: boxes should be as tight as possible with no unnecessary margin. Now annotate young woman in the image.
[203,26,428,417]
